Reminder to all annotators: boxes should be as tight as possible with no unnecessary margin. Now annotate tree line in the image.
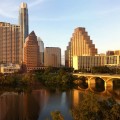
[0,67,76,91]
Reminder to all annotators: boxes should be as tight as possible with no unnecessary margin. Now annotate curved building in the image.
[65,27,97,67]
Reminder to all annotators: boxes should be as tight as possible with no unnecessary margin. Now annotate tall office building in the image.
[44,47,61,67]
[19,2,29,62]
[24,31,40,68]
[0,22,20,64]
[37,37,44,66]
[65,27,97,67]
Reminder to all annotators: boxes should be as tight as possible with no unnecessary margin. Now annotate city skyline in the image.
[0,0,120,58]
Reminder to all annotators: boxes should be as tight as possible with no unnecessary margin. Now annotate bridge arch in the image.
[77,76,89,90]
[88,77,105,92]
[106,78,120,94]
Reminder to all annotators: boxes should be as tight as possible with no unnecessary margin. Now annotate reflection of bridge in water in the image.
[73,73,120,94]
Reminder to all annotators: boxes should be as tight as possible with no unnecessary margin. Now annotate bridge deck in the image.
[73,73,120,79]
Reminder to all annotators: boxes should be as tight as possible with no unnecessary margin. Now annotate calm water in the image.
[0,87,120,120]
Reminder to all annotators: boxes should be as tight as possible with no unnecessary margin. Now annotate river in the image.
[0,87,120,120]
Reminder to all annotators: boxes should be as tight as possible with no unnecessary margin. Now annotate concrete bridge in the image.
[73,73,120,92]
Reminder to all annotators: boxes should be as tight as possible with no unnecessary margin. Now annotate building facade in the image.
[65,27,97,67]
[44,47,61,67]
[106,50,120,56]
[0,64,20,74]
[37,37,44,66]
[0,22,20,64]
[73,55,105,71]
[73,55,120,71]
[19,2,29,62]
[24,31,40,68]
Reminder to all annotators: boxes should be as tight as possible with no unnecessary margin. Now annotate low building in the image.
[73,55,120,71]
[0,64,20,74]
[73,55,105,71]
[105,55,120,66]
[27,66,47,72]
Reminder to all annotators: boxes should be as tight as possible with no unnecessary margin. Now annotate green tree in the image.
[51,111,64,120]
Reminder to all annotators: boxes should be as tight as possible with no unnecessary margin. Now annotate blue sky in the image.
[1,0,120,60]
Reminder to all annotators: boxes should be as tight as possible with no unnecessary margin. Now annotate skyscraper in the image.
[19,2,29,62]
[0,22,20,64]
[37,37,44,66]
[24,31,40,68]
[65,27,97,67]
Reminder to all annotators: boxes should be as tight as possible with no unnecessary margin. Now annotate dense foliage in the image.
[34,67,76,90]
[0,67,76,91]
[72,92,120,120]
[50,92,120,120]
[51,111,64,120]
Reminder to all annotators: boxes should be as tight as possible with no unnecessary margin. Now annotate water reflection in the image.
[0,92,39,120]
[37,91,73,120]
[0,87,120,120]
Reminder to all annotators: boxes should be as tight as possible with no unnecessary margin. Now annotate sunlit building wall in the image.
[65,27,97,67]
[106,50,120,56]
[73,55,106,71]
[114,50,120,55]
[0,22,20,64]
[105,55,120,66]
[106,50,114,56]
[73,55,120,71]
[24,31,40,68]
[44,47,61,67]
[19,2,29,62]
[37,37,44,66]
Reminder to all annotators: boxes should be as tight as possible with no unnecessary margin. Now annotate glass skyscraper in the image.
[19,2,29,62]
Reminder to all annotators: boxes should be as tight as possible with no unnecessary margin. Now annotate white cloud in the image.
[0,0,46,19]
[28,0,45,8]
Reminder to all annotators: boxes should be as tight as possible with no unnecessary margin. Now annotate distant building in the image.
[0,22,20,64]
[65,27,97,67]
[44,47,61,67]
[106,51,114,55]
[114,50,120,55]
[0,64,20,74]
[105,55,120,66]
[37,37,44,66]
[24,31,40,68]
[19,2,29,62]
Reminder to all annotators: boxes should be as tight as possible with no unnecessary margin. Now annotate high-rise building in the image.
[37,37,44,66]
[19,2,29,62]
[44,47,61,67]
[24,31,40,68]
[65,27,97,67]
[0,22,20,64]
